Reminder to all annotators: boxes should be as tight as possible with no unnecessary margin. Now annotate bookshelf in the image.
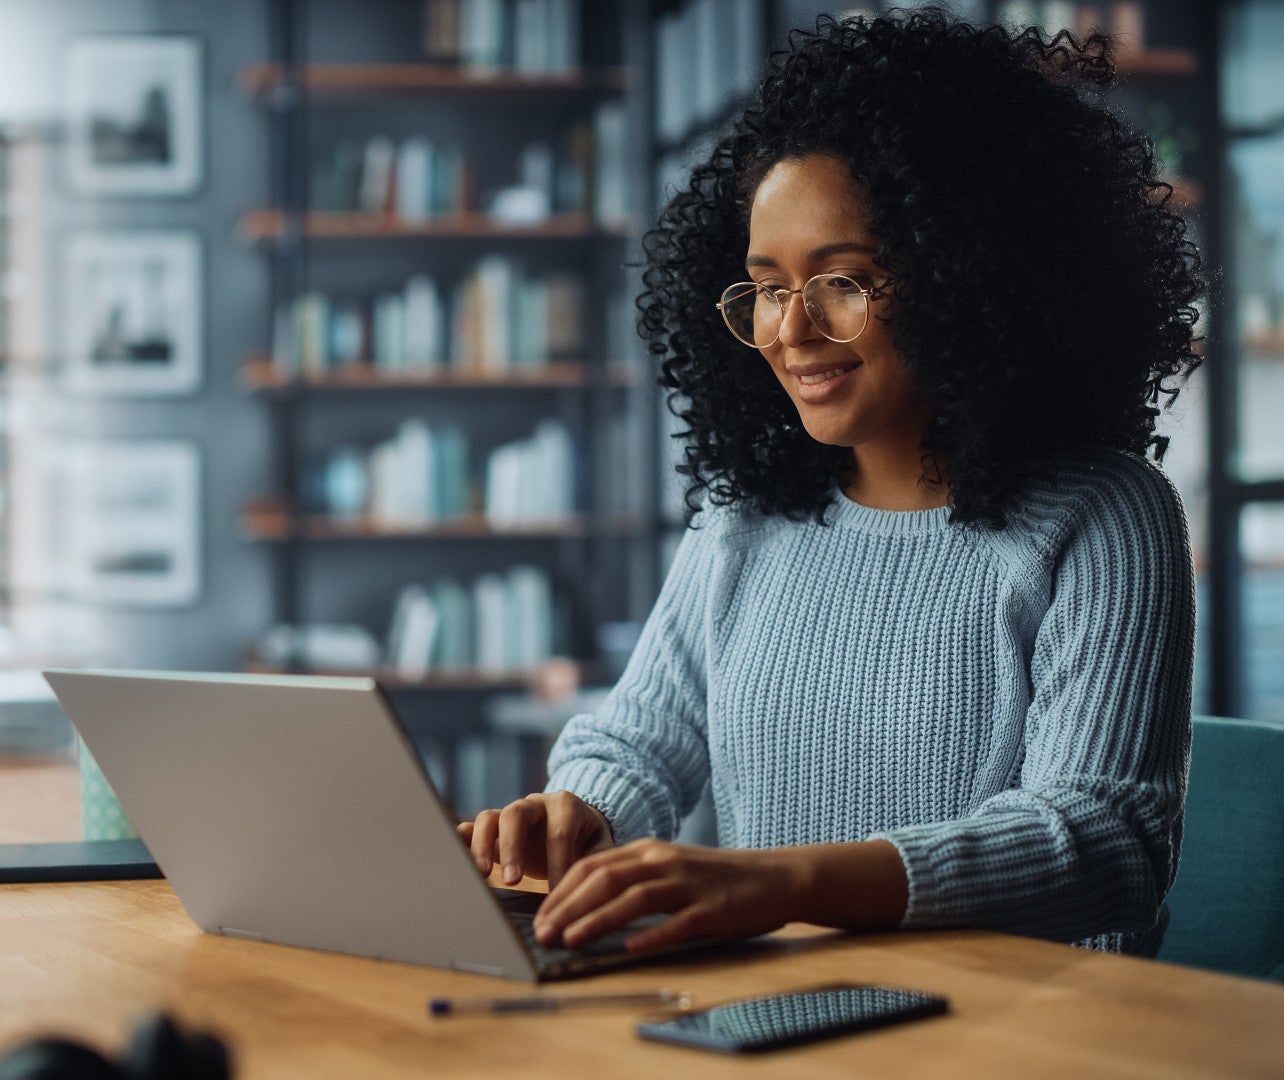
[241,0,654,805]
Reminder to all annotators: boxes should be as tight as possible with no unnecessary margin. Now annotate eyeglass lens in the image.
[719,275,869,348]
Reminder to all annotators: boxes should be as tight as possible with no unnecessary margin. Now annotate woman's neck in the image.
[843,445,949,512]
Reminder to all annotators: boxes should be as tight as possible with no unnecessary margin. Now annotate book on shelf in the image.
[388,585,440,682]
[461,0,508,72]
[272,274,449,376]
[385,564,557,680]
[256,622,384,671]
[395,138,434,223]
[423,0,581,74]
[330,301,368,367]
[597,400,646,519]
[372,294,405,368]
[654,0,764,147]
[507,565,555,670]
[544,274,584,358]
[312,122,617,228]
[423,0,464,62]
[692,0,728,123]
[431,578,473,668]
[271,263,583,378]
[473,572,509,672]
[364,420,470,524]
[513,0,580,74]
[359,136,397,214]
[310,418,581,527]
[402,275,446,369]
[654,6,689,145]
[313,137,469,219]
[451,257,585,371]
[592,100,628,226]
[484,419,575,525]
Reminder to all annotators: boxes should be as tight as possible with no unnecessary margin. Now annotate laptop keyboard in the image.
[492,888,641,974]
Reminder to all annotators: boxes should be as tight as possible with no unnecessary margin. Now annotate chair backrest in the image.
[1158,715,1284,982]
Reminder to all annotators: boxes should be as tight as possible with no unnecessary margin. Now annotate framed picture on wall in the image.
[63,35,203,197]
[44,440,202,608]
[61,230,203,396]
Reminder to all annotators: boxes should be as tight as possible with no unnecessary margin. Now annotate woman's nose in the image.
[775,290,819,347]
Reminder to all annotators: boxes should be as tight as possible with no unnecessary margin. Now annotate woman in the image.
[459,8,1201,958]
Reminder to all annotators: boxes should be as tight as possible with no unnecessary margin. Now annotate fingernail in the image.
[502,863,520,885]
[475,856,490,874]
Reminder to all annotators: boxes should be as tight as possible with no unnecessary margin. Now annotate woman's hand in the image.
[531,838,910,954]
[531,840,807,954]
[455,790,614,889]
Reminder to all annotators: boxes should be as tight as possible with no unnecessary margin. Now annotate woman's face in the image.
[747,154,932,455]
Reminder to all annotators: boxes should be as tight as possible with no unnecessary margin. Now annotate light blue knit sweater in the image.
[547,451,1195,955]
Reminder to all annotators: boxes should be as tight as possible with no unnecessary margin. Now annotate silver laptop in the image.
[43,668,706,982]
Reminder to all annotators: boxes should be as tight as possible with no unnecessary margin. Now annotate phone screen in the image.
[635,983,948,1054]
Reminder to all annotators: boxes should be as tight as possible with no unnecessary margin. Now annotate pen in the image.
[428,989,692,1016]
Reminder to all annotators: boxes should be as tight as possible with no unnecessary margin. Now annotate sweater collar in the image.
[824,489,953,536]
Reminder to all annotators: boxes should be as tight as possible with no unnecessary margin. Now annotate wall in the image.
[0,0,274,671]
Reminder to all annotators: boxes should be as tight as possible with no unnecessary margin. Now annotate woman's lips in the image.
[793,363,860,403]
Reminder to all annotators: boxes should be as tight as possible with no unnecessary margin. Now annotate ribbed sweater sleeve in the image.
[872,460,1195,942]
[545,523,714,843]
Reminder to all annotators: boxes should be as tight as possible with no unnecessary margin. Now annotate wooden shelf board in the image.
[239,209,632,241]
[1115,48,1199,77]
[1242,330,1284,357]
[239,506,646,542]
[239,62,631,100]
[240,357,643,390]
[243,657,537,692]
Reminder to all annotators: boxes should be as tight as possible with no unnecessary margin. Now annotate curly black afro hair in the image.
[639,6,1204,528]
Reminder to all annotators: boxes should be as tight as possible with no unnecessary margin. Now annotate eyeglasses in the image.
[716,274,879,349]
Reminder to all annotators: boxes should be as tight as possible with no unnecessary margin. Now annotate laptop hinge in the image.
[218,926,266,941]
[448,960,510,977]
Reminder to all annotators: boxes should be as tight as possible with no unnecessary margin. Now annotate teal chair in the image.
[1158,714,1284,982]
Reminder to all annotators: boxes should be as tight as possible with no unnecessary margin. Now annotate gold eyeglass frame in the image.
[716,274,879,349]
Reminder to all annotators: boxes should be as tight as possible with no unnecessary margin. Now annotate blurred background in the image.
[0,0,1279,845]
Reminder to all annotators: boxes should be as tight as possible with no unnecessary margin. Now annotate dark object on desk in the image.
[0,840,160,884]
[635,983,948,1054]
[0,1013,230,1079]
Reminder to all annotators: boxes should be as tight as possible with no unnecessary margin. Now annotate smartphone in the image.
[635,983,948,1054]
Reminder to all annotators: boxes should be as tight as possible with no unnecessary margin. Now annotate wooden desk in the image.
[1,879,1281,1079]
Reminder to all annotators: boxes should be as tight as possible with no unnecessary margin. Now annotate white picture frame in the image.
[44,440,202,608]
[64,35,203,197]
[62,230,203,396]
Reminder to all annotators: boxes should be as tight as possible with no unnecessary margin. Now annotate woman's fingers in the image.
[543,792,610,890]
[545,872,688,948]
[622,903,712,954]
[467,808,502,876]
[456,791,614,887]
[496,796,551,885]
[532,841,793,953]
[536,842,682,944]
